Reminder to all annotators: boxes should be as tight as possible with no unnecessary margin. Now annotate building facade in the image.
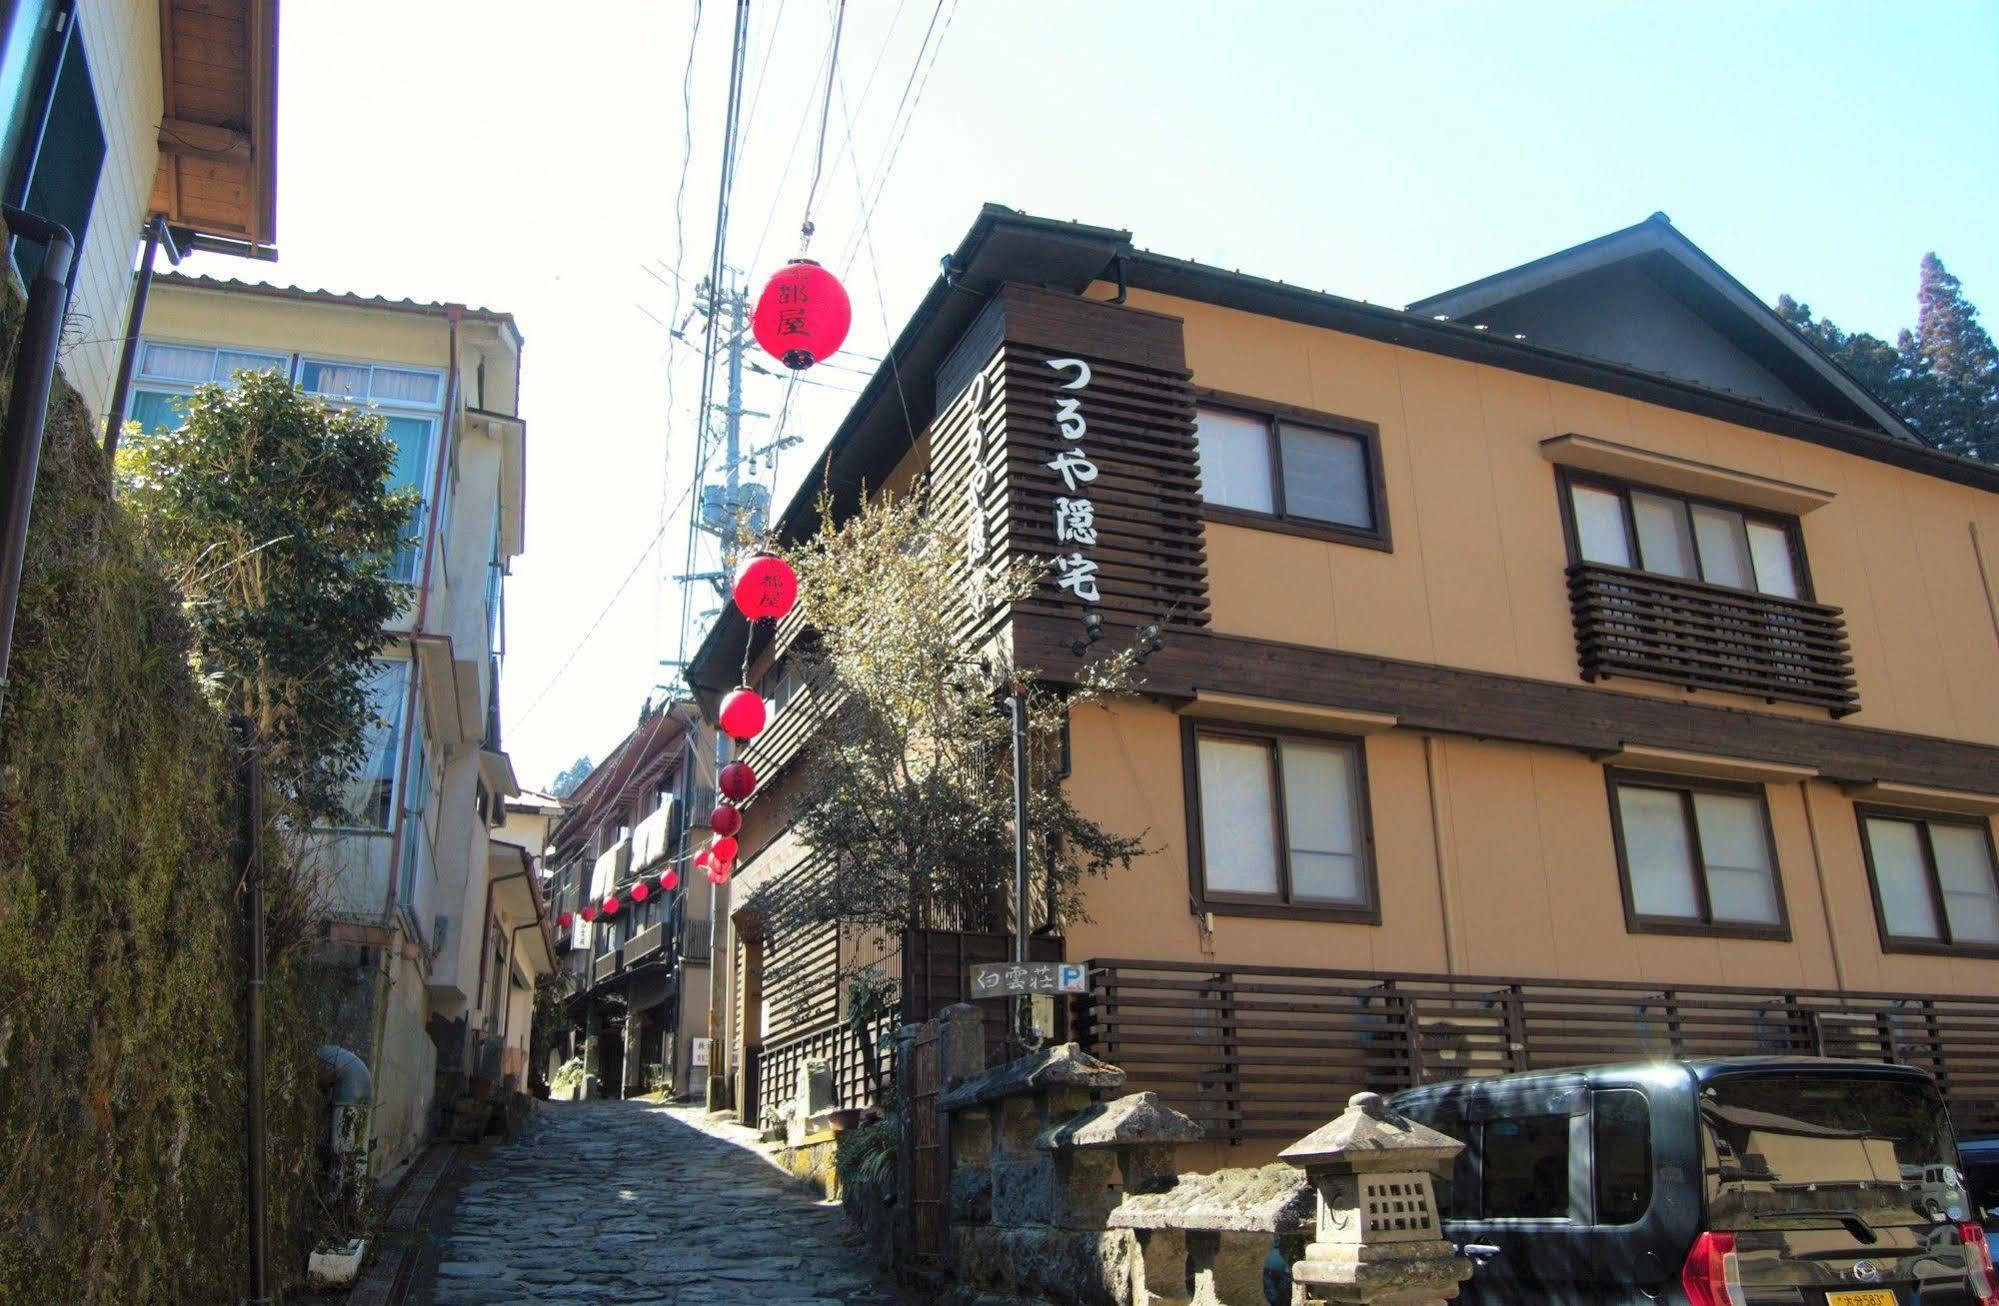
[542,701,717,1101]
[136,273,548,1176]
[2,0,279,422]
[690,208,1999,1163]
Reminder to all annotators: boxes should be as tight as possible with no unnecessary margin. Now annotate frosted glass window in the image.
[1864,819,1941,940]
[1280,740,1365,903]
[1745,522,1800,598]
[1933,825,1999,945]
[1196,736,1280,895]
[1692,792,1780,925]
[138,342,212,382]
[1279,424,1373,529]
[1690,505,1753,590]
[1194,409,1275,514]
[370,366,444,407]
[1617,786,1701,919]
[1631,493,1697,578]
[1571,485,1631,566]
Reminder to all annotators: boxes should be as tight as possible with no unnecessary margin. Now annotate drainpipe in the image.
[102,214,182,461]
[232,716,271,1306]
[0,204,73,716]
[476,864,531,1016]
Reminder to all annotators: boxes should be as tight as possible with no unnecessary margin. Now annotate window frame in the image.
[1856,804,1999,960]
[320,655,411,834]
[1604,769,1792,941]
[1180,718,1380,923]
[1554,467,1815,601]
[1192,388,1392,552]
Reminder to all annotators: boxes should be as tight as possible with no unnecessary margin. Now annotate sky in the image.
[175,0,1999,790]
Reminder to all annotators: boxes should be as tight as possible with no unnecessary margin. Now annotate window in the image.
[1592,1089,1652,1224]
[1481,1114,1570,1220]
[1193,396,1388,548]
[128,341,292,434]
[5,2,101,289]
[1185,724,1375,918]
[1608,774,1786,936]
[398,729,430,908]
[1564,475,1803,599]
[333,660,409,829]
[1859,810,1999,955]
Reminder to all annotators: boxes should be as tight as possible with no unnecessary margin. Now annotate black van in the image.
[1391,1057,1998,1304]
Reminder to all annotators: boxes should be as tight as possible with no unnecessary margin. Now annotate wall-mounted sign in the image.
[1043,357,1101,604]
[690,1037,711,1069]
[969,961,1090,997]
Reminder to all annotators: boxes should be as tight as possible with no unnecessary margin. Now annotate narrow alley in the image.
[413,1101,907,1305]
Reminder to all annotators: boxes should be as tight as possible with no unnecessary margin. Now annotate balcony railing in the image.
[681,918,711,964]
[591,947,622,987]
[1566,561,1858,715]
[1077,958,1999,1147]
[624,922,664,966]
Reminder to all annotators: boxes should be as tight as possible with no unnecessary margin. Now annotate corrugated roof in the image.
[153,272,521,343]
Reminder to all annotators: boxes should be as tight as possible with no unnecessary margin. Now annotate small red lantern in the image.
[580,905,598,923]
[717,687,767,741]
[752,258,851,370]
[732,553,799,623]
[660,867,680,892]
[707,861,732,886]
[711,835,739,864]
[711,803,742,837]
[694,848,714,871]
[718,760,756,801]
[558,911,573,930]
[602,894,621,917]
[631,880,651,903]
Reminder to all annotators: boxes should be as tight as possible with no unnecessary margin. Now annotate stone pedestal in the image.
[1278,1093,1472,1305]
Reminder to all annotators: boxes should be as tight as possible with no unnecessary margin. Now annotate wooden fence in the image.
[1075,958,1999,1146]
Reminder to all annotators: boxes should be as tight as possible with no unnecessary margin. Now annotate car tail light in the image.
[1964,1221,1998,1306]
[1681,1231,1747,1306]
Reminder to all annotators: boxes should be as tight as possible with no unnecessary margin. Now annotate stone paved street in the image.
[422,1100,907,1305]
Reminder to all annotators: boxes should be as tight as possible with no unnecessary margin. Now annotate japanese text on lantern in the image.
[1044,357,1099,603]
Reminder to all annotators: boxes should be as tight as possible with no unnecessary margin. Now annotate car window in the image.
[1482,1113,1570,1219]
[1593,1089,1652,1224]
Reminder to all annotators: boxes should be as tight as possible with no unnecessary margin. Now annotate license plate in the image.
[1825,1291,1896,1306]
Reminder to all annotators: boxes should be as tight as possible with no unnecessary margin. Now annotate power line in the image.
[837,0,958,279]
[797,0,848,253]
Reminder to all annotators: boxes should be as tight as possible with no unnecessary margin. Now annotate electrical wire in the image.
[796,0,848,254]
[837,0,958,279]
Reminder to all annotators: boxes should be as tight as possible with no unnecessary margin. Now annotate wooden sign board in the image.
[969,961,1090,998]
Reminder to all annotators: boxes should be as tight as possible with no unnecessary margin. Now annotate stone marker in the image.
[1279,1092,1472,1305]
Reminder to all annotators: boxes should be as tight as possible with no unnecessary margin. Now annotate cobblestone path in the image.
[426,1100,906,1304]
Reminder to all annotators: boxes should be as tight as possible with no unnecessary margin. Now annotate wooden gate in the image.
[903,1019,946,1265]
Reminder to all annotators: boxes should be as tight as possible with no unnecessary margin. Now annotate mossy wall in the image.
[0,287,321,1298]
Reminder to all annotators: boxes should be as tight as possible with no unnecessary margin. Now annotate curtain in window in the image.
[370,366,442,406]
[336,661,409,828]
[1865,818,1942,940]
[1193,409,1275,513]
[1197,736,1280,895]
[300,359,368,399]
[1932,824,1999,944]
[1618,786,1701,918]
[139,342,214,383]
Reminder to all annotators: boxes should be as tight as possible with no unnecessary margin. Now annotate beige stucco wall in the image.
[1060,697,1999,998]
[1121,289,1999,748]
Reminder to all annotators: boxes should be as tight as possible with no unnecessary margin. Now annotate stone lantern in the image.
[1278,1092,1472,1305]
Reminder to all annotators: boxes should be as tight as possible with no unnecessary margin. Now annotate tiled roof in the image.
[153,272,519,336]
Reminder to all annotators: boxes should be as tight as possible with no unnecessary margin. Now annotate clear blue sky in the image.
[177,0,1999,787]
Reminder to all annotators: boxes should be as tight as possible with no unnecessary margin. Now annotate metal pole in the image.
[1010,685,1031,1047]
[0,204,74,716]
[232,716,270,1305]
[102,214,180,461]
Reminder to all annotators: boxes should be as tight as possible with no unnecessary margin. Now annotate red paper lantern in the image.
[558,911,573,929]
[732,553,799,623]
[631,880,651,903]
[752,259,851,370]
[580,905,598,923]
[707,861,732,886]
[660,867,680,892]
[710,803,742,838]
[602,894,621,917]
[694,849,714,871]
[718,761,756,801]
[711,835,739,864]
[717,687,767,741]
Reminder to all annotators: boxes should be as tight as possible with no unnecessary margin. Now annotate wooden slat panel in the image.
[1076,959,1999,1145]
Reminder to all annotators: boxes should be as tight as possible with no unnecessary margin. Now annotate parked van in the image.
[1962,1137,1999,1232]
[1391,1057,1998,1304]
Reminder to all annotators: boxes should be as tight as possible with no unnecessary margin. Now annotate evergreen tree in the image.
[1777,254,1999,463]
[550,754,594,798]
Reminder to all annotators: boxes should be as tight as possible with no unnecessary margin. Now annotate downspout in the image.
[102,214,182,460]
[0,204,73,715]
[476,863,531,1015]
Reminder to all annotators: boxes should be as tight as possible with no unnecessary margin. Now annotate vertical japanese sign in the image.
[963,371,992,603]
[1043,357,1099,604]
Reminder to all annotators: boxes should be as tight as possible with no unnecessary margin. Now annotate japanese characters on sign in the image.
[963,371,992,601]
[1044,357,1101,604]
[968,960,1091,997]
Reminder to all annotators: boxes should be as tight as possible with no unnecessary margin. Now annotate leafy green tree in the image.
[1777,253,1998,463]
[550,754,594,798]
[746,485,1144,1016]
[120,370,419,824]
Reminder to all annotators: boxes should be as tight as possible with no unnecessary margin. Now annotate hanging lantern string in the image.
[798,0,849,257]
